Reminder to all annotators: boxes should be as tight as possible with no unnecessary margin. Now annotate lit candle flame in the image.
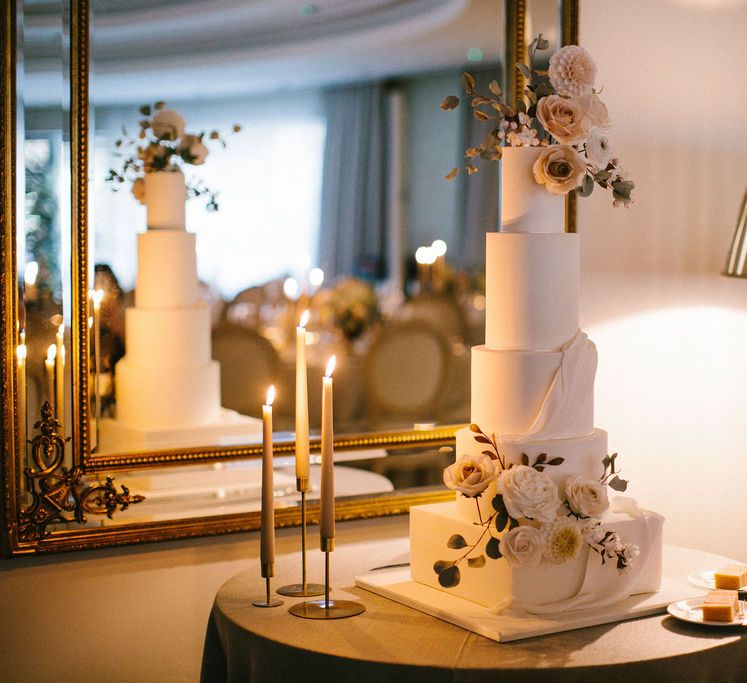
[58,323,64,336]
[46,344,56,362]
[299,309,310,329]
[16,344,26,363]
[415,246,436,265]
[88,316,94,328]
[309,267,324,287]
[325,355,337,378]
[265,385,276,407]
[93,289,104,307]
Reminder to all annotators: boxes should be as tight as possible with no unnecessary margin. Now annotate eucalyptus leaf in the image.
[461,72,476,93]
[467,555,486,568]
[609,476,629,492]
[547,457,565,466]
[578,173,595,197]
[516,63,531,79]
[495,509,509,532]
[521,453,529,466]
[474,435,491,445]
[491,494,507,513]
[444,167,460,181]
[473,110,490,121]
[486,537,502,559]
[438,565,461,588]
[466,164,479,175]
[447,534,468,549]
[471,96,491,106]
[536,453,547,464]
[433,559,455,575]
[488,80,502,97]
[440,95,461,111]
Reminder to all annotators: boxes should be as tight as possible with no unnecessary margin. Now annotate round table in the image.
[202,534,747,682]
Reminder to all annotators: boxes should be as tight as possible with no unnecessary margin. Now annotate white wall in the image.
[578,0,747,558]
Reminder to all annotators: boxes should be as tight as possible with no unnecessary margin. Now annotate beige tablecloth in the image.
[202,531,747,682]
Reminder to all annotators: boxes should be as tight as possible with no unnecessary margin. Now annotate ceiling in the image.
[23,0,505,105]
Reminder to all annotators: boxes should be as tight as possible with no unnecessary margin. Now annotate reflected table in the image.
[202,533,747,682]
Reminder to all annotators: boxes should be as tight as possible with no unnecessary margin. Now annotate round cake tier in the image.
[124,305,212,367]
[453,427,608,523]
[470,338,595,439]
[135,230,200,308]
[485,232,579,351]
[500,146,566,233]
[144,170,187,230]
[114,358,221,428]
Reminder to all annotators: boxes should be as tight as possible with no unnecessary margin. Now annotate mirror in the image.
[2,0,577,554]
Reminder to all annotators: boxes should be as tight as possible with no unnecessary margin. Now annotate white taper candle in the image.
[261,386,276,575]
[295,309,310,482]
[320,355,336,544]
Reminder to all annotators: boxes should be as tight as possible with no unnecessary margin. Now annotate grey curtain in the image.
[458,65,503,271]
[319,83,387,279]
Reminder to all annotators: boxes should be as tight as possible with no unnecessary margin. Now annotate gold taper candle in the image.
[320,356,336,546]
[295,309,310,486]
[261,386,276,577]
[55,324,64,430]
[45,344,56,412]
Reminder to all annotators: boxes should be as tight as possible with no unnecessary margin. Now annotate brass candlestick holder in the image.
[288,538,366,620]
[253,562,283,608]
[277,478,325,598]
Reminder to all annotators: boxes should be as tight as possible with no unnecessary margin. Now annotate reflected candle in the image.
[261,386,276,576]
[320,356,336,545]
[17,342,27,450]
[55,324,65,430]
[45,344,56,413]
[295,310,310,485]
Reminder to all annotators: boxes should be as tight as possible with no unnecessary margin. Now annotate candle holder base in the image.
[277,582,325,598]
[288,599,365,620]
[253,597,284,608]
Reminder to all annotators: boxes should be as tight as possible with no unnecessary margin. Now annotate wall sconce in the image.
[723,188,747,277]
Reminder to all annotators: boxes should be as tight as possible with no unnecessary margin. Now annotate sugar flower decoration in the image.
[443,453,496,497]
[499,525,545,568]
[496,465,561,523]
[442,35,634,207]
[565,473,610,518]
[548,45,597,98]
[543,517,584,564]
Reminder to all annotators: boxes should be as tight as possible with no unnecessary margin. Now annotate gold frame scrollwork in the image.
[1,0,578,556]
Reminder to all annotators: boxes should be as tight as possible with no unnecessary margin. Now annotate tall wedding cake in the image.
[100,170,261,450]
[409,147,664,613]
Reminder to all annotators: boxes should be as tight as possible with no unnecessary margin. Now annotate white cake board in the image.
[356,559,703,642]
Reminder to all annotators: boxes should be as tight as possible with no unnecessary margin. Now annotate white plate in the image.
[687,569,747,591]
[667,598,746,627]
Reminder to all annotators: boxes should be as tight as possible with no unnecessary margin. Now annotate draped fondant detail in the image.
[496,329,597,443]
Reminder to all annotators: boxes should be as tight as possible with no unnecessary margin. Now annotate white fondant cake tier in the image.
[485,232,579,351]
[124,305,212,367]
[454,428,607,523]
[500,147,565,233]
[135,230,200,308]
[410,499,663,613]
[144,170,187,230]
[114,358,221,428]
[470,331,595,439]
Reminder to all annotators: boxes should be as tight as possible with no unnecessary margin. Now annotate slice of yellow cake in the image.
[701,590,739,622]
[714,565,747,590]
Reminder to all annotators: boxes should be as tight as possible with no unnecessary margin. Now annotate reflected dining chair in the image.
[363,320,452,428]
[211,323,280,417]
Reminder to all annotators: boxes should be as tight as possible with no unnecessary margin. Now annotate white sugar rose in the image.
[535,95,589,144]
[578,92,611,129]
[496,465,561,523]
[549,44,597,98]
[565,474,609,518]
[443,453,496,497]
[585,128,612,170]
[499,525,544,568]
[131,176,145,204]
[178,134,209,165]
[151,109,185,141]
[532,144,586,195]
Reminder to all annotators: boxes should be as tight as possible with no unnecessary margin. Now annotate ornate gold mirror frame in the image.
[1,0,578,556]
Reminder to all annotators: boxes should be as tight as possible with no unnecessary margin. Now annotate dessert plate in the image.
[687,570,746,591]
[667,598,746,627]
